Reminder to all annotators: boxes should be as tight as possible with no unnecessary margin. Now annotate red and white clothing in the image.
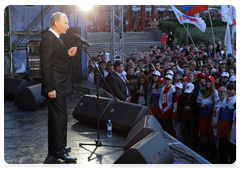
[217,95,236,139]
[158,84,175,120]
[226,95,236,105]
[150,83,156,96]
[161,36,167,45]
[212,97,227,136]
[172,95,180,119]
[197,89,219,105]
[197,88,219,133]
[229,109,236,145]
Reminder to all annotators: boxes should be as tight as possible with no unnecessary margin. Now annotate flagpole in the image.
[208,6,216,55]
[182,24,199,56]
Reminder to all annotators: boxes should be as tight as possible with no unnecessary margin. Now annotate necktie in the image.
[121,74,126,84]
[121,74,129,96]
[59,36,63,44]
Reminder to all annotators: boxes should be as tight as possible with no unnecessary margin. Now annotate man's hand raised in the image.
[68,47,77,57]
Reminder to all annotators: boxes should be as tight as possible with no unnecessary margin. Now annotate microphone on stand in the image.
[74,33,92,47]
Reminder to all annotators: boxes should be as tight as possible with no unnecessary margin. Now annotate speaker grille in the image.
[72,95,114,124]
[105,101,153,135]
[114,132,173,164]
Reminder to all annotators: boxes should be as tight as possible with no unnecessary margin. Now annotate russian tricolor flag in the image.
[182,5,208,16]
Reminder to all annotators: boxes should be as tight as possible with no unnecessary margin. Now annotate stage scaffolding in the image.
[110,5,124,64]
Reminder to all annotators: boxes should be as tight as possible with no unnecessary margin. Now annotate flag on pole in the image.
[182,5,208,16]
[228,5,236,39]
[221,5,233,25]
[171,5,206,32]
[224,22,232,56]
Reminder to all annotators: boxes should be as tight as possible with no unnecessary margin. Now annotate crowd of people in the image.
[87,35,236,164]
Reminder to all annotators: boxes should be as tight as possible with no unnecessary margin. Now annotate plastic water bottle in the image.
[107,120,112,137]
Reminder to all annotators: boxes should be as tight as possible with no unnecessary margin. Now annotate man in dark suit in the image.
[106,61,131,102]
[40,12,77,162]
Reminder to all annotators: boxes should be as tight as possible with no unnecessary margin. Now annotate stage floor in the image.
[4,79,126,164]
[4,79,212,165]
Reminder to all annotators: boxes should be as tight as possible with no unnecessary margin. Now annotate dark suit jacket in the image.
[40,31,72,98]
[106,72,129,101]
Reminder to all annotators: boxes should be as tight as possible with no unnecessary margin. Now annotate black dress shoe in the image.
[65,147,71,153]
[49,154,77,162]
[59,154,77,162]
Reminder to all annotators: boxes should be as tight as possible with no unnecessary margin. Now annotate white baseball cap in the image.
[175,83,183,89]
[221,72,229,78]
[152,70,161,76]
[229,75,236,82]
[184,83,195,93]
[165,74,173,80]
[166,70,174,75]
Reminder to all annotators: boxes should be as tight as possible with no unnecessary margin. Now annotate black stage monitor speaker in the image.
[124,115,164,151]
[14,84,45,110]
[72,95,115,124]
[4,77,30,98]
[103,101,153,135]
[114,132,174,164]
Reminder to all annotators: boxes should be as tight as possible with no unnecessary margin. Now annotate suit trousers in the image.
[45,95,68,157]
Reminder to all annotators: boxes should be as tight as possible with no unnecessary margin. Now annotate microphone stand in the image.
[77,42,123,161]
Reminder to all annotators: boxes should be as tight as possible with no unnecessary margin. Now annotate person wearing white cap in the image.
[166,69,175,84]
[170,82,185,144]
[177,82,199,152]
[147,70,161,106]
[158,74,175,136]
[220,72,229,86]
[229,76,238,84]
